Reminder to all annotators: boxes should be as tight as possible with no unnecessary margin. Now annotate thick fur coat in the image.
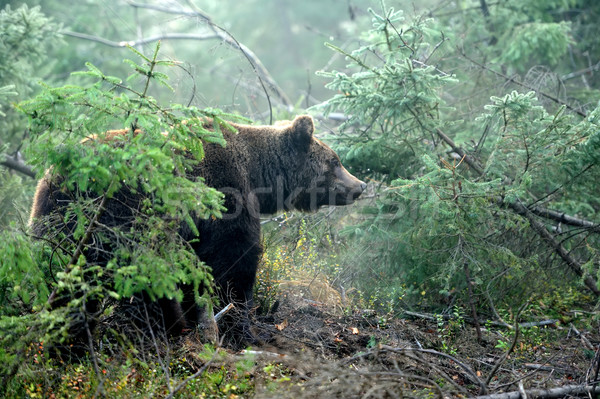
[30,115,366,345]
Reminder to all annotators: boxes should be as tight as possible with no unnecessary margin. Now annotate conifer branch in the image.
[434,127,600,296]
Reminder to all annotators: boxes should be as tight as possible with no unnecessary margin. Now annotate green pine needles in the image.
[317,2,600,313]
[0,43,241,385]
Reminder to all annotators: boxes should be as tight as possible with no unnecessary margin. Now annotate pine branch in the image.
[434,128,598,228]
[433,127,600,296]
[508,200,600,296]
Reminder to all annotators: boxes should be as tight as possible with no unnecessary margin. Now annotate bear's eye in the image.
[330,158,340,168]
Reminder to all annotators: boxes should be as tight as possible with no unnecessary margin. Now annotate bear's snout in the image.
[334,165,366,205]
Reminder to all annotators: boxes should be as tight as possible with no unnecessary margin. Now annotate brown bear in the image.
[30,115,366,347]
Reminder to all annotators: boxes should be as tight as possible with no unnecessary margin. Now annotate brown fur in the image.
[30,115,366,347]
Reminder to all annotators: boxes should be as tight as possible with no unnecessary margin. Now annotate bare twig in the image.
[142,301,172,395]
[63,15,291,118]
[126,1,291,117]
[61,30,219,48]
[85,301,105,398]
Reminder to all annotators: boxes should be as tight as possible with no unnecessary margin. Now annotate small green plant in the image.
[255,214,346,314]
[435,306,465,355]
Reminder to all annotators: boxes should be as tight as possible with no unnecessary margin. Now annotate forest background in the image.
[1,0,600,397]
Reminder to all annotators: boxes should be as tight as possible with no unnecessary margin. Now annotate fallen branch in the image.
[569,323,595,351]
[239,349,288,359]
[403,310,558,329]
[473,384,600,399]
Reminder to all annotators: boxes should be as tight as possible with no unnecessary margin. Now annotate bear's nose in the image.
[360,181,367,191]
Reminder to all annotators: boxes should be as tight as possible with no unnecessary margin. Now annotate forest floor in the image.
[213,289,600,398]
[11,286,599,398]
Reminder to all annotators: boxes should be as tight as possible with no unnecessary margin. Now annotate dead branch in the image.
[0,153,35,178]
[436,128,485,174]
[117,1,292,115]
[473,384,600,399]
[214,303,234,322]
[461,51,588,118]
[63,20,290,115]
[508,200,600,296]
[561,60,600,81]
[528,206,598,230]
[403,310,558,330]
[61,30,219,48]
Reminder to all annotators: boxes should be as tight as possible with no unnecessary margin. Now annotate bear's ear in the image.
[290,115,314,151]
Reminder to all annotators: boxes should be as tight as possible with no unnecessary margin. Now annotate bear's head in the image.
[278,115,366,212]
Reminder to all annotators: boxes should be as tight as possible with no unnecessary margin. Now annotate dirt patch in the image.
[241,291,600,398]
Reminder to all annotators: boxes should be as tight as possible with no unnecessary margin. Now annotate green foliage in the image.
[0,4,61,111]
[0,226,49,311]
[256,214,346,314]
[2,345,265,398]
[317,6,456,181]
[0,4,62,228]
[496,22,572,71]
[318,1,600,314]
[0,43,246,390]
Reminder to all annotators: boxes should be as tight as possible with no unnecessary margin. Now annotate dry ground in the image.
[219,290,600,398]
